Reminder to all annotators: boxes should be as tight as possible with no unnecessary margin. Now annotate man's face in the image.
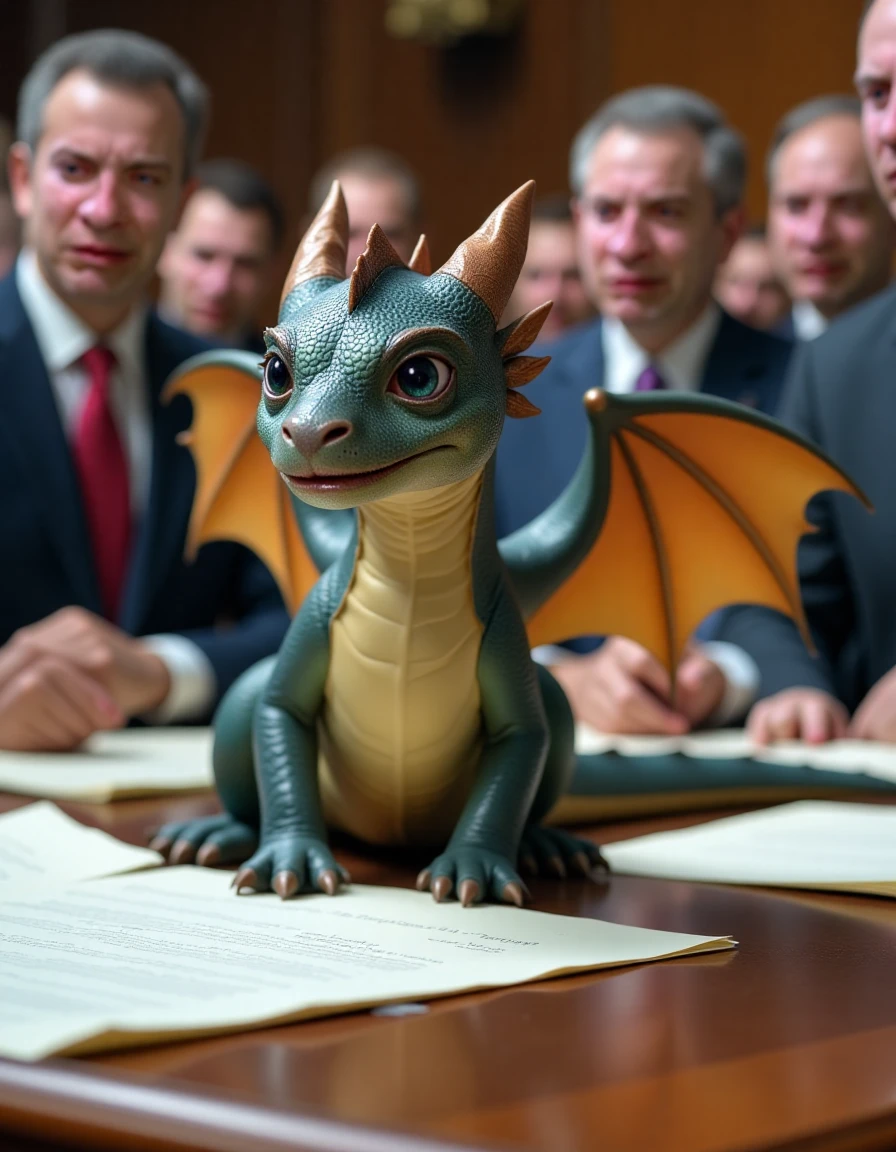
[715,235,790,330]
[8,69,188,331]
[339,172,416,270]
[768,115,893,317]
[574,125,738,350]
[158,188,275,339]
[503,218,594,338]
[857,0,896,219]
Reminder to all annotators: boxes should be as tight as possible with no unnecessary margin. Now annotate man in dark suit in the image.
[157,158,284,355]
[495,86,794,736]
[0,30,288,750]
[712,0,896,745]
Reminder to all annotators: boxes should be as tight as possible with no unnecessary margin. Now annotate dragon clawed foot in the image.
[518,826,608,880]
[229,834,350,899]
[149,814,258,867]
[416,847,529,907]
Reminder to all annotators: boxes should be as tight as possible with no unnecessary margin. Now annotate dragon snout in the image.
[281,418,353,457]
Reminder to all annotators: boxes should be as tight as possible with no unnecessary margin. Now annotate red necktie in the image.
[72,346,131,619]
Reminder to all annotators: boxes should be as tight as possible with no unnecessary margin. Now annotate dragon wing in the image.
[501,389,869,676]
[163,350,319,615]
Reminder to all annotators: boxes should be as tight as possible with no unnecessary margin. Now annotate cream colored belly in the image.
[319,563,483,847]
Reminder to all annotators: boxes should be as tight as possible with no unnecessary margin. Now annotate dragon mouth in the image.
[281,446,450,493]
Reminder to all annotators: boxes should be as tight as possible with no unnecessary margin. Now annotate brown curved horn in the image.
[348,224,407,313]
[408,234,432,274]
[280,180,348,308]
[435,181,535,323]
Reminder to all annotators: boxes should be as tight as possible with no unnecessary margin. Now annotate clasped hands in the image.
[553,638,896,744]
[0,608,170,751]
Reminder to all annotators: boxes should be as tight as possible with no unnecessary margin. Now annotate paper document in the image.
[604,800,896,897]
[575,726,896,782]
[0,867,734,1060]
[0,728,214,802]
[0,801,161,892]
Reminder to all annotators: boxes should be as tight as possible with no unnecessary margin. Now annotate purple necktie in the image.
[634,364,666,392]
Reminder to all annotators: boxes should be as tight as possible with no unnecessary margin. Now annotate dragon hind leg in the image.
[519,664,607,878]
[150,656,275,866]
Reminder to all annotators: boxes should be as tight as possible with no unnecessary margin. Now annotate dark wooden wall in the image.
[0,0,866,295]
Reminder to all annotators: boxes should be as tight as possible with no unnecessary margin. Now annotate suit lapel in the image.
[119,316,195,633]
[0,275,101,611]
[700,312,766,407]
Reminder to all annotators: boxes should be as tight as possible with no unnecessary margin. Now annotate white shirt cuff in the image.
[139,634,217,724]
[531,644,580,666]
[702,641,760,726]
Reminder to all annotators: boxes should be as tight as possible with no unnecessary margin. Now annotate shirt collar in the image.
[601,302,722,394]
[792,300,828,341]
[16,247,148,374]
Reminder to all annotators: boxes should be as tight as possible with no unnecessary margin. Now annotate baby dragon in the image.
[154,181,862,906]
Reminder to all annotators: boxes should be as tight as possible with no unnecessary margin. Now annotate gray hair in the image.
[766,94,862,185]
[16,29,209,180]
[569,85,746,216]
[308,146,422,222]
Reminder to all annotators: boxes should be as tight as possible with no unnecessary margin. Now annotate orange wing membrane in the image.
[163,356,319,614]
[526,389,870,677]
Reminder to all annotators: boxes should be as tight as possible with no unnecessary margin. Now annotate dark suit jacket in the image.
[715,284,896,712]
[494,311,794,536]
[0,272,289,712]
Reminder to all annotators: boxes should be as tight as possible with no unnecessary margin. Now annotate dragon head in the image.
[256,181,552,510]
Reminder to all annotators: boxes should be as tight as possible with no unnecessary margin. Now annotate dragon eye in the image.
[263,353,293,402]
[388,355,454,402]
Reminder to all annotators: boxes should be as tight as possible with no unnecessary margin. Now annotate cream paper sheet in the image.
[0,866,735,1061]
[0,728,214,801]
[0,801,160,892]
[604,800,896,897]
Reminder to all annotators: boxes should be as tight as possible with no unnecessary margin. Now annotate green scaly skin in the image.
[155,253,831,905]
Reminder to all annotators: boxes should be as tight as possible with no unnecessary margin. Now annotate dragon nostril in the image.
[322,422,351,447]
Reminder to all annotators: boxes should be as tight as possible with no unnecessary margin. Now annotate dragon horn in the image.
[435,181,535,323]
[280,181,349,307]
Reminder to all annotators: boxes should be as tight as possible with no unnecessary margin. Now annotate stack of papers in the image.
[604,801,896,898]
[0,728,213,801]
[0,801,735,1061]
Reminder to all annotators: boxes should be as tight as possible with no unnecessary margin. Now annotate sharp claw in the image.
[169,839,197,866]
[459,879,480,907]
[572,851,593,876]
[233,867,259,893]
[196,843,221,867]
[148,835,173,857]
[548,855,567,879]
[318,870,338,896]
[519,853,538,875]
[416,869,432,892]
[273,871,300,899]
[594,849,611,873]
[432,876,453,902]
[502,881,525,907]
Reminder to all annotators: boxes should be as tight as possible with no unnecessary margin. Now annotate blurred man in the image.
[308,146,421,270]
[158,158,284,351]
[0,30,287,750]
[766,94,894,339]
[711,0,896,744]
[501,195,595,339]
[494,86,793,735]
[714,227,791,330]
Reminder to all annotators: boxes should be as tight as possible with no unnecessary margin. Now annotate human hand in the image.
[746,687,848,745]
[0,641,123,751]
[550,638,725,734]
[849,667,896,742]
[1,608,170,733]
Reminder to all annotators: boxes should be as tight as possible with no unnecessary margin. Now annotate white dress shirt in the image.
[792,301,828,342]
[536,304,760,727]
[15,250,215,722]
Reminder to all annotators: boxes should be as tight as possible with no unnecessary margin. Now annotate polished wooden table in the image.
[2,790,896,1152]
